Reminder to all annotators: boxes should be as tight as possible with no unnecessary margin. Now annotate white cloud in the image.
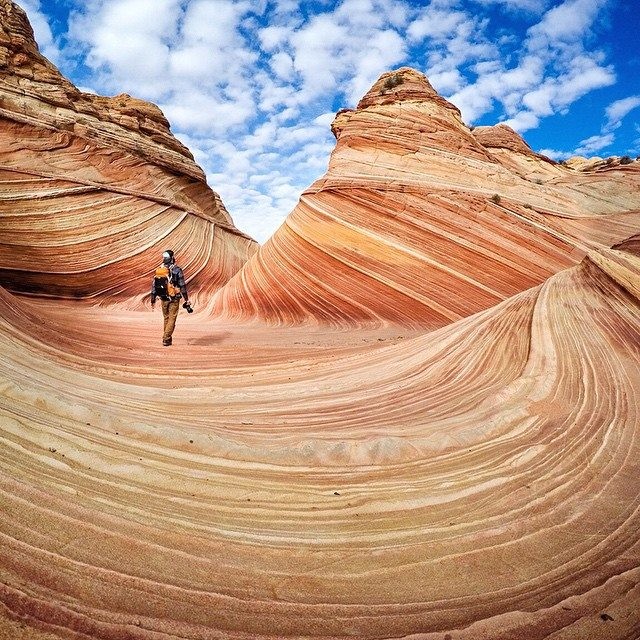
[574,132,615,155]
[471,0,550,12]
[408,7,468,41]
[314,112,336,127]
[69,0,259,133]
[418,12,496,80]
[527,0,608,44]
[69,0,180,93]
[452,0,614,132]
[270,51,294,80]
[449,55,542,123]
[537,148,572,161]
[288,15,346,97]
[429,69,465,94]
[605,96,640,130]
[161,91,255,135]
[335,0,388,29]
[522,84,555,116]
[259,25,292,51]
[500,58,613,132]
[553,56,615,107]
[502,111,539,132]
[181,0,251,46]
[260,0,411,110]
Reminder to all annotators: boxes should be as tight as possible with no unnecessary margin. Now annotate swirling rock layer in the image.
[1,6,640,640]
[1,245,639,639]
[0,0,257,304]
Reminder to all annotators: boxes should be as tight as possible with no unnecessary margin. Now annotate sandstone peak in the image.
[563,155,638,171]
[0,0,73,90]
[0,0,38,55]
[563,155,604,170]
[215,63,640,328]
[330,66,486,163]
[357,67,461,114]
[0,0,196,171]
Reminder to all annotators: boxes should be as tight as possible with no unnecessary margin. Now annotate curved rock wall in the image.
[1,247,639,639]
[0,0,257,304]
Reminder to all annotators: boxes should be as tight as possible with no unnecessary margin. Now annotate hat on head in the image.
[162,249,174,264]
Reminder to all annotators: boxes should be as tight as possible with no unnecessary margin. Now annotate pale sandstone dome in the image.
[564,155,605,170]
[1,4,640,640]
[0,0,257,305]
[563,155,638,171]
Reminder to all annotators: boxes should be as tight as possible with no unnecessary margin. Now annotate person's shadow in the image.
[188,331,231,346]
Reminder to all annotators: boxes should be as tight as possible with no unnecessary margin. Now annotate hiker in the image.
[150,250,192,346]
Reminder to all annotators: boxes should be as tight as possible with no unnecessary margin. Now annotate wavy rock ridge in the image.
[1,4,640,640]
[0,0,257,305]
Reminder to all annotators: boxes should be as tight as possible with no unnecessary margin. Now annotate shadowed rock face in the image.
[212,67,640,328]
[0,0,257,304]
[1,5,640,640]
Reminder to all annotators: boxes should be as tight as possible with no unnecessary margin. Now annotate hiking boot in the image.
[163,338,172,346]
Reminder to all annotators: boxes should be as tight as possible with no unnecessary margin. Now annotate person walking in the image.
[150,250,191,346]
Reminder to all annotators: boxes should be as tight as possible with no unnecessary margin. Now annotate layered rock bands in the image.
[213,68,640,329]
[1,3,639,640]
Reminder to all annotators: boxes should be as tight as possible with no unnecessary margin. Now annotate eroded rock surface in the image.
[2,244,639,640]
[1,5,639,640]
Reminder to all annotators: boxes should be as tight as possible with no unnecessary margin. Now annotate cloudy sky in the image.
[16,0,640,243]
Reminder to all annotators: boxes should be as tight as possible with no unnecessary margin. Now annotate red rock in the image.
[212,68,640,327]
[1,4,639,640]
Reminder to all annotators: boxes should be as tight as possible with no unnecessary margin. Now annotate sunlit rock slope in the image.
[0,0,257,305]
[213,68,640,328]
[1,3,640,640]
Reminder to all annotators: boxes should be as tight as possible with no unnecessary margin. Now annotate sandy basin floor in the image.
[1,276,639,639]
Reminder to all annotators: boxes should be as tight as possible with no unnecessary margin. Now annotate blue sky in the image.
[16,0,640,243]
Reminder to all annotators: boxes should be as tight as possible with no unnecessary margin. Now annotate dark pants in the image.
[161,299,180,343]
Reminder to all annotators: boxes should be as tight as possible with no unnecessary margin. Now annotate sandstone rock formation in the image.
[2,244,639,640]
[213,68,640,329]
[0,0,257,305]
[1,5,640,640]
